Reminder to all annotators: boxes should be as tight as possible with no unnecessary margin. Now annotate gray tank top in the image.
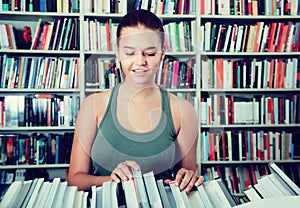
[91,84,178,180]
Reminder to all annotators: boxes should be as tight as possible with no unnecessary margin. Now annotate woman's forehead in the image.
[119,26,161,47]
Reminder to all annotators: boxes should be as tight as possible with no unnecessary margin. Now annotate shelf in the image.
[201,88,300,94]
[200,15,300,20]
[0,164,70,170]
[0,49,80,55]
[201,160,300,165]
[0,89,80,94]
[0,126,75,132]
[201,124,300,129]
[201,52,300,57]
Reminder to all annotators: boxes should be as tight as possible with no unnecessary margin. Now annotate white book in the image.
[32,181,52,208]
[0,181,23,208]
[156,179,171,208]
[12,180,33,208]
[131,168,150,208]
[244,186,262,201]
[143,171,163,208]
[44,178,61,207]
[61,185,78,208]
[21,178,39,208]
[196,184,213,208]
[26,178,45,207]
[269,162,300,195]
[169,182,187,208]
[187,190,205,208]
[73,190,84,208]
[223,24,232,52]
[122,179,139,208]
[203,180,232,208]
[204,22,211,51]
[51,181,68,208]
[268,173,294,196]
[90,185,98,208]
[82,191,89,208]
[254,183,272,198]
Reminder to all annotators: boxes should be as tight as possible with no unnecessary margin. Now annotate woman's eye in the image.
[145,52,156,56]
[125,52,135,56]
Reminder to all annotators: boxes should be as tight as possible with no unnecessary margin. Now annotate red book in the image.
[209,133,215,161]
[266,22,277,52]
[249,165,257,185]
[105,20,111,51]
[230,167,237,193]
[268,59,274,88]
[221,131,227,161]
[248,0,253,15]
[186,59,193,88]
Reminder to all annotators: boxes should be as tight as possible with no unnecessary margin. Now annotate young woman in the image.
[68,9,203,193]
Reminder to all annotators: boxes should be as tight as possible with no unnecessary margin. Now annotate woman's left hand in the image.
[164,168,204,194]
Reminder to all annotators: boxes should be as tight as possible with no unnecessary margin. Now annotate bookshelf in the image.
[198,0,300,198]
[0,1,82,185]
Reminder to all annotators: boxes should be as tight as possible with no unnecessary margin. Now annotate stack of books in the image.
[0,162,299,208]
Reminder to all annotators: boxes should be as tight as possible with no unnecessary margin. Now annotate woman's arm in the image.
[167,94,204,192]
[67,94,110,191]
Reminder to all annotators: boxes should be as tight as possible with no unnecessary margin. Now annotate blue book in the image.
[55,134,59,164]
[40,0,47,12]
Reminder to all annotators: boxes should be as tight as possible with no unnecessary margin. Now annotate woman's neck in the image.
[119,80,159,101]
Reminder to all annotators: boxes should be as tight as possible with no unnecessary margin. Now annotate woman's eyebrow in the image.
[122,46,158,50]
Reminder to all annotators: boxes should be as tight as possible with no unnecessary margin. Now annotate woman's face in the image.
[116,25,164,85]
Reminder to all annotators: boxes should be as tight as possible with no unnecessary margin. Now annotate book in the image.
[0,181,23,208]
[156,179,171,208]
[143,171,163,208]
[268,162,300,195]
[122,179,139,208]
[131,168,150,208]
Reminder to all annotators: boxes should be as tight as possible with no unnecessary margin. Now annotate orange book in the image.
[215,58,223,88]
[268,59,274,88]
[162,61,169,89]
[253,22,263,52]
[278,23,290,52]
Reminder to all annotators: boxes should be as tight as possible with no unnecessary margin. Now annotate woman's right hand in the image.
[110,160,140,183]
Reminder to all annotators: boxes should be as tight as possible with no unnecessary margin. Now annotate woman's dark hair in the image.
[116,9,165,48]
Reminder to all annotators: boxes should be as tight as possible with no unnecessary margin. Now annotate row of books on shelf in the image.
[200,94,299,125]
[1,162,299,208]
[0,23,17,50]
[0,94,80,127]
[84,18,196,53]
[200,130,300,162]
[0,132,74,166]
[30,17,80,51]
[203,162,300,196]
[84,0,127,14]
[201,0,300,16]
[201,21,300,53]
[157,57,195,89]
[0,55,79,89]
[85,56,196,90]
[164,20,196,52]
[0,0,79,13]
[201,58,300,89]
[129,0,196,15]
[85,57,123,89]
